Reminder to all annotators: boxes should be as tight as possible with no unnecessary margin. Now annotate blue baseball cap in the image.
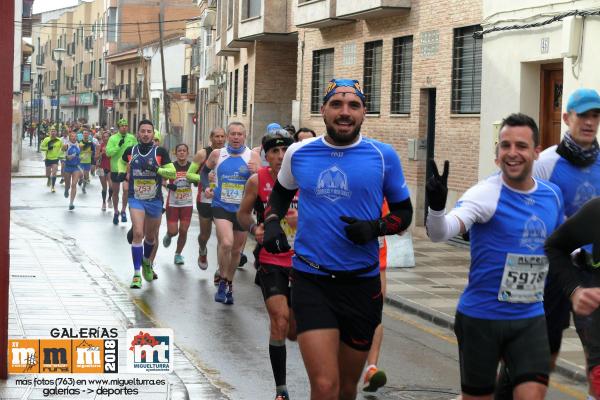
[266,122,281,133]
[323,78,366,105]
[566,88,600,114]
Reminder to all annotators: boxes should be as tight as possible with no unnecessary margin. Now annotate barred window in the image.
[242,64,248,115]
[234,69,239,115]
[363,40,383,114]
[452,25,482,114]
[311,48,334,114]
[391,36,413,114]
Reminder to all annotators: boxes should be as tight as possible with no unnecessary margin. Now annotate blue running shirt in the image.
[212,147,253,213]
[450,174,564,320]
[128,145,163,201]
[534,145,600,218]
[65,142,81,167]
[277,135,410,277]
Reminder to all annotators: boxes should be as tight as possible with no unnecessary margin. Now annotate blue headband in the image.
[323,79,366,105]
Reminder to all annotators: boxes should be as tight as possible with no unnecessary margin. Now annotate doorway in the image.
[539,63,563,149]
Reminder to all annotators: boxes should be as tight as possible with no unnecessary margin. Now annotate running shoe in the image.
[213,270,221,286]
[51,187,56,193]
[78,178,83,187]
[46,177,51,187]
[69,204,75,211]
[363,366,387,392]
[275,391,289,400]
[224,288,234,305]
[162,233,172,248]
[82,184,87,194]
[64,189,69,198]
[60,178,64,184]
[153,270,158,280]
[113,212,119,225]
[121,211,127,223]
[174,254,184,265]
[142,259,154,282]
[130,274,142,289]
[101,203,106,211]
[238,253,248,268]
[214,280,227,303]
[198,247,208,270]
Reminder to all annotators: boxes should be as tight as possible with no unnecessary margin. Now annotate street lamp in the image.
[35,65,46,152]
[53,47,66,130]
[99,76,106,127]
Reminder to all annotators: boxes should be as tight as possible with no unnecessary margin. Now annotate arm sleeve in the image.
[381,197,413,234]
[200,164,212,188]
[265,180,297,221]
[121,147,133,163]
[40,138,48,152]
[546,198,600,298]
[186,161,201,183]
[426,208,463,242]
[157,163,177,180]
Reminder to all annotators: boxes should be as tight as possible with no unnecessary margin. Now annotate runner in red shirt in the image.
[237,133,297,400]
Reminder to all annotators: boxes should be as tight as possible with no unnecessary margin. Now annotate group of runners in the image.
[38,81,600,400]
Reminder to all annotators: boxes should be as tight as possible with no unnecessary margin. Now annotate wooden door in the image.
[539,64,563,149]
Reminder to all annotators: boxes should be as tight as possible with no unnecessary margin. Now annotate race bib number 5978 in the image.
[498,253,548,303]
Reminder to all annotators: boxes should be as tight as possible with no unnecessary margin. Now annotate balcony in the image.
[215,35,239,57]
[295,0,351,28]
[226,18,252,48]
[336,0,411,19]
[238,0,296,41]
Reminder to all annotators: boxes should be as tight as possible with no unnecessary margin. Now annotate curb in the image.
[384,294,588,384]
[11,175,47,178]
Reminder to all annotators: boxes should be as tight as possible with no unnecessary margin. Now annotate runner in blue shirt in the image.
[426,113,564,399]
[263,78,413,400]
[201,122,261,305]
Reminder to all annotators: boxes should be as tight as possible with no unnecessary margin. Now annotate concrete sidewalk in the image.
[385,229,587,382]
[2,217,228,399]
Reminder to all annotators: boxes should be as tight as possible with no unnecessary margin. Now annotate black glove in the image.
[426,159,449,211]
[118,137,125,146]
[340,216,380,245]
[141,161,159,173]
[263,218,291,253]
[166,183,178,192]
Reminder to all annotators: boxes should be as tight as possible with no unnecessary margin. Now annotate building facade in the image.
[479,0,600,177]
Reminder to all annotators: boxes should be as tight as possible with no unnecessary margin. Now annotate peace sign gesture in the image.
[426,159,450,211]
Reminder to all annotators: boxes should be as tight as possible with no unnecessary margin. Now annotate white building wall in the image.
[479,0,600,178]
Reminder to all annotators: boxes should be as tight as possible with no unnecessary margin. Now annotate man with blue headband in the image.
[263,78,413,399]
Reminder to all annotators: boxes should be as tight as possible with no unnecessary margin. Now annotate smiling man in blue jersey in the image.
[263,78,413,400]
[426,113,565,400]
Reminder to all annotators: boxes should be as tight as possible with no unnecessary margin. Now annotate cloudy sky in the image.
[33,0,81,14]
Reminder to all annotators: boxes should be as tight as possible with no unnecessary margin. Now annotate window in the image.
[216,0,221,35]
[311,48,334,114]
[391,36,413,114]
[107,7,117,42]
[120,69,124,85]
[234,69,239,115]
[243,0,261,19]
[363,40,383,114]
[452,25,482,114]
[229,71,233,115]
[98,58,102,77]
[242,64,248,114]
[227,0,234,27]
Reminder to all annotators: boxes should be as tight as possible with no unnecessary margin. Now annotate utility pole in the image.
[158,11,170,149]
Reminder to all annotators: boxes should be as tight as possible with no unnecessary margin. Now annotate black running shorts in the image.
[454,312,550,396]
[211,206,244,231]
[291,269,383,352]
[110,172,127,183]
[196,201,213,219]
[258,264,291,301]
